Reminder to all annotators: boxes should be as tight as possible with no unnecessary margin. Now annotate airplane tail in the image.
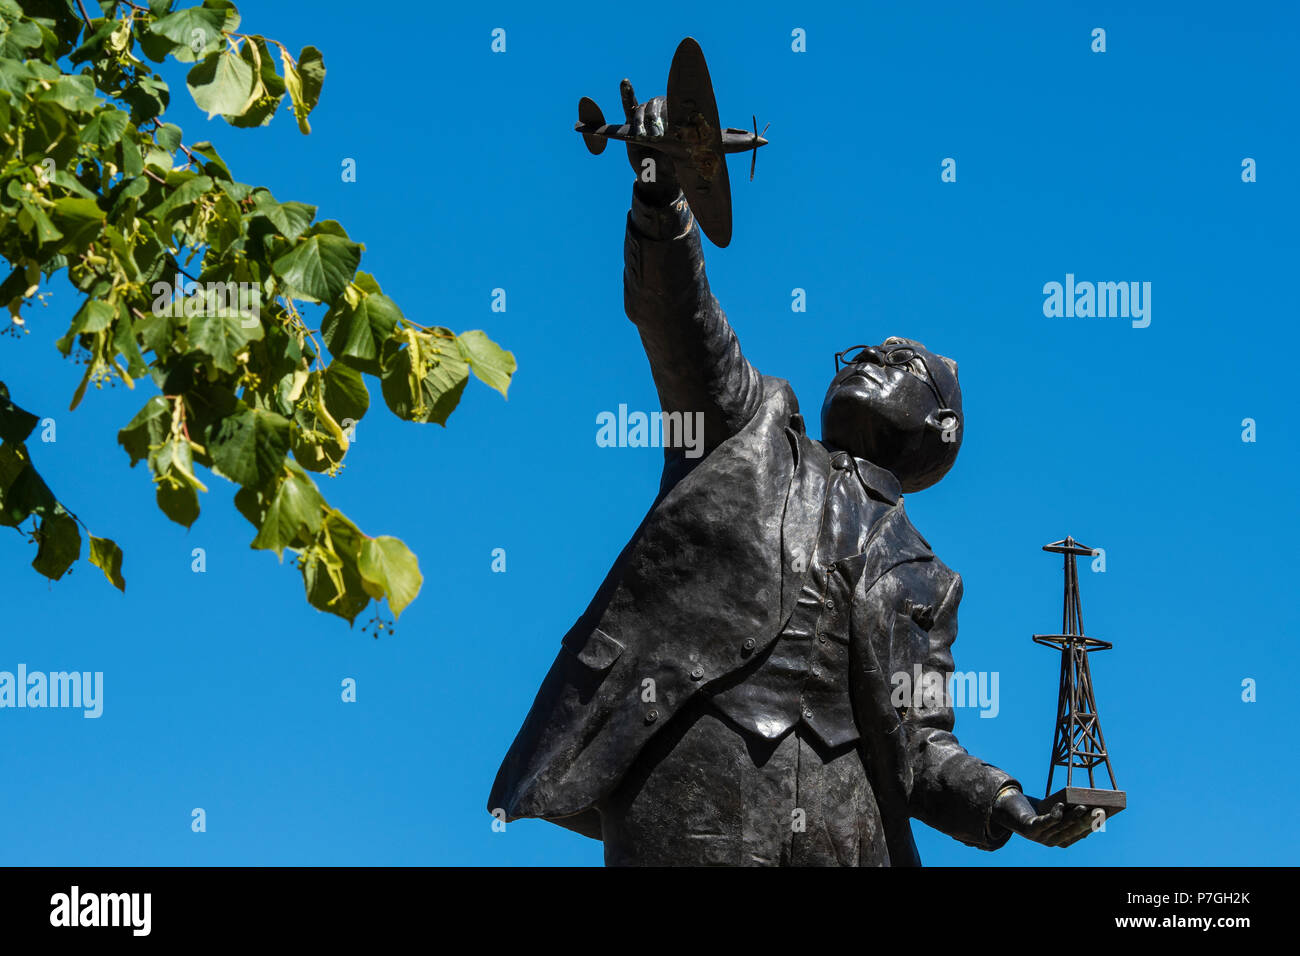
[578,97,607,155]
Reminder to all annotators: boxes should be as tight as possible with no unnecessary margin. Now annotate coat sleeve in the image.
[623,187,763,459]
[902,571,1023,850]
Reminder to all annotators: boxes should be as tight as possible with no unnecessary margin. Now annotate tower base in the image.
[1042,786,1126,819]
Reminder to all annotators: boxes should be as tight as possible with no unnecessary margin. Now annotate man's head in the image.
[819,337,962,493]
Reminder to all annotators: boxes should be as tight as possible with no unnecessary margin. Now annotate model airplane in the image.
[574,37,769,247]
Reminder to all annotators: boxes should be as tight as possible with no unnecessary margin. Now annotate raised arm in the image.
[619,86,762,459]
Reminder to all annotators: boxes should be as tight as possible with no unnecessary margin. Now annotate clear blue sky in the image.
[1,0,1296,866]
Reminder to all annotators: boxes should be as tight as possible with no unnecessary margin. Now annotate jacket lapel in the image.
[854,505,933,594]
[779,415,829,625]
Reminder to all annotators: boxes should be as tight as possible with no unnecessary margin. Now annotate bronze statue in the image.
[488,38,1101,865]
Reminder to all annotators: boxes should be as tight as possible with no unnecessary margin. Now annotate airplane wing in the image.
[577,96,608,154]
[667,37,732,247]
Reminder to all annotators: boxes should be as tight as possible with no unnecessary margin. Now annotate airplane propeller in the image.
[749,114,771,182]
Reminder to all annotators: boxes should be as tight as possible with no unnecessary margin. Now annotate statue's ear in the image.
[925,407,960,433]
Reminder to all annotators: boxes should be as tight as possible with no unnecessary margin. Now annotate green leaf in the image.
[137,24,178,65]
[56,298,114,354]
[457,330,516,398]
[250,191,315,241]
[0,445,57,527]
[190,140,232,180]
[49,197,105,252]
[89,535,125,591]
[150,438,206,527]
[208,403,291,488]
[39,75,100,112]
[0,389,39,443]
[0,440,25,490]
[147,174,212,219]
[150,437,208,490]
[68,17,117,65]
[320,277,399,374]
[118,396,171,466]
[358,535,422,618]
[281,44,324,134]
[272,233,361,304]
[186,50,258,119]
[290,367,351,473]
[19,200,61,244]
[226,36,284,128]
[75,299,114,334]
[112,305,149,380]
[380,330,469,425]
[301,508,369,623]
[322,361,369,424]
[155,122,183,153]
[250,465,324,557]
[32,511,80,581]
[291,426,344,474]
[0,24,41,60]
[297,46,325,110]
[81,107,129,150]
[120,73,170,125]
[156,478,199,527]
[148,0,237,63]
[187,310,265,373]
[105,174,149,221]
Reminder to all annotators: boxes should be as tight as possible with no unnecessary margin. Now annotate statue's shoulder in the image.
[758,374,798,413]
[727,374,801,441]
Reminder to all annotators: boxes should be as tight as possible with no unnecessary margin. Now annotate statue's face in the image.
[819,338,962,493]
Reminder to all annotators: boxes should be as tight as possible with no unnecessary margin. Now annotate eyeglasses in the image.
[834,344,949,410]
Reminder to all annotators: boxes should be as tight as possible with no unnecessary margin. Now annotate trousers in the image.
[599,697,890,866]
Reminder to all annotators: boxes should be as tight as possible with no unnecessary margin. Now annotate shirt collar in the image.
[824,445,902,505]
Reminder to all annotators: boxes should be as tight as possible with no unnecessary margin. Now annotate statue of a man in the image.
[489,84,1097,865]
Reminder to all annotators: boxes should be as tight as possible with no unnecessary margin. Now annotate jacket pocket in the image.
[888,611,931,693]
[563,627,624,672]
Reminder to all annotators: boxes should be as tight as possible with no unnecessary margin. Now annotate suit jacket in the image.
[487,190,1019,864]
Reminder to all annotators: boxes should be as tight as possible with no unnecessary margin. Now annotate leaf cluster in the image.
[0,0,515,622]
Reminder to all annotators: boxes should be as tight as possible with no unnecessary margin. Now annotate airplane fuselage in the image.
[573,121,767,157]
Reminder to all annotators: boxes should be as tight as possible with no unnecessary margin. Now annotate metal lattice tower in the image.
[1032,537,1124,813]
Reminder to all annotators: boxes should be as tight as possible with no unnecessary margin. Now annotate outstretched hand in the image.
[992,787,1100,848]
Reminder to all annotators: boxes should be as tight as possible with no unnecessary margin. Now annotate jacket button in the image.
[645,709,659,723]
[690,666,704,680]
[803,708,814,719]
[825,599,834,610]
[742,638,756,653]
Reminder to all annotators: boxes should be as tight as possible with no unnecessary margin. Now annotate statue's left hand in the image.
[992,787,1100,848]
